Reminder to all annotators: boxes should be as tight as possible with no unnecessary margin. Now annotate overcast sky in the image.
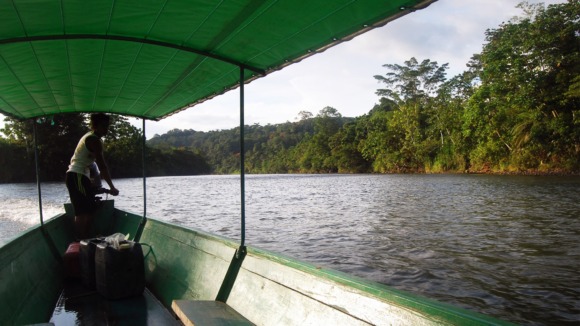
[0,0,561,139]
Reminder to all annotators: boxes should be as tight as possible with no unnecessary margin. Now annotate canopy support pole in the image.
[240,66,246,249]
[134,119,147,242]
[143,118,146,221]
[33,121,62,264]
[215,67,247,303]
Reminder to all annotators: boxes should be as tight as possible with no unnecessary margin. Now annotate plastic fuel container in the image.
[63,242,80,279]
[80,238,106,290]
[95,240,145,300]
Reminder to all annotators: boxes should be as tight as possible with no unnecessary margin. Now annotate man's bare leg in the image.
[83,212,95,239]
[75,212,95,240]
[74,214,86,240]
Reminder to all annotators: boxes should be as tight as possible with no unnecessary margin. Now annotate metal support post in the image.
[33,122,44,228]
[239,66,246,249]
[143,118,146,220]
[216,67,248,303]
[134,119,147,242]
[33,121,62,263]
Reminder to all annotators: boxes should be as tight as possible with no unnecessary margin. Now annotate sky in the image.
[0,0,562,139]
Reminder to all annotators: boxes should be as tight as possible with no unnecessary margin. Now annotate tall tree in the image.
[464,1,580,170]
[1,114,89,182]
[374,57,449,104]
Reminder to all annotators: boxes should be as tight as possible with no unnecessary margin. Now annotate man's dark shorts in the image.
[65,172,96,216]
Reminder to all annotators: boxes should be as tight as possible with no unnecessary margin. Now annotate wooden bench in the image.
[172,300,254,326]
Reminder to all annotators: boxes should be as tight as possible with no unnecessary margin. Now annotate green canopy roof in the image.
[0,0,435,121]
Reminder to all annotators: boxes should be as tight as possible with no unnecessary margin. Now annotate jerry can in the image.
[63,242,80,279]
[79,238,106,289]
[95,240,145,300]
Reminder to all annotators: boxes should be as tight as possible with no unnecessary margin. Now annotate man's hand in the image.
[110,187,120,196]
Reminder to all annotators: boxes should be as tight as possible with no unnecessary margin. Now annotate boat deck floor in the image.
[50,280,183,326]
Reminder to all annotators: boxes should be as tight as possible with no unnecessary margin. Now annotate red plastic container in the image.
[63,242,80,279]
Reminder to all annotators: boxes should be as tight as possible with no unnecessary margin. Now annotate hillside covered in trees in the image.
[148,2,579,175]
[148,108,355,173]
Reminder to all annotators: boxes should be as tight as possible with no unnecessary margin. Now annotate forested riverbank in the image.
[149,2,579,175]
[1,2,578,182]
[0,114,210,183]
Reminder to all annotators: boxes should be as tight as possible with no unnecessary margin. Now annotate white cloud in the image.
[1,0,562,139]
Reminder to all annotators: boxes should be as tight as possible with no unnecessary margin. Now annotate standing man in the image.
[65,113,119,239]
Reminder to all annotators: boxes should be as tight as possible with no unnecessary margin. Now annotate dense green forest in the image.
[0,114,210,183]
[1,1,578,182]
[147,108,355,173]
[149,2,579,174]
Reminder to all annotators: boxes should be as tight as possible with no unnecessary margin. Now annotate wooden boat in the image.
[0,0,517,325]
[2,201,516,325]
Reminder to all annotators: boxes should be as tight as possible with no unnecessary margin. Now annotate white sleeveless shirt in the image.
[67,132,99,178]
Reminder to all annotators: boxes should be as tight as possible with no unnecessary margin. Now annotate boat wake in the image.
[0,198,65,243]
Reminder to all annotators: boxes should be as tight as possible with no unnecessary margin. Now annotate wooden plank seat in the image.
[172,300,254,326]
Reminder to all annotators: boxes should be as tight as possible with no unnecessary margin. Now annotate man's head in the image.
[90,113,111,137]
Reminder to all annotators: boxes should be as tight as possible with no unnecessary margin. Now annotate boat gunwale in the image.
[0,206,519,326]
[132,209,517,326]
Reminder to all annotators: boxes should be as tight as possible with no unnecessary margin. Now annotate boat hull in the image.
[0,201,517,325]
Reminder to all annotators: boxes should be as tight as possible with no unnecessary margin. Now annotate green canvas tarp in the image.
[0,0,435,121]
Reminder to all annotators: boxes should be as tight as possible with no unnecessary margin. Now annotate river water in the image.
[0,174,578,325]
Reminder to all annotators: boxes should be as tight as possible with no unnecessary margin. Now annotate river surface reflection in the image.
[1,174,579,325]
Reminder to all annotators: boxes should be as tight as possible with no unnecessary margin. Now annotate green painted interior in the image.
[0,213,70,326]
[0,0,435,121]
[0,200,517,325]
[140,217,237,304]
